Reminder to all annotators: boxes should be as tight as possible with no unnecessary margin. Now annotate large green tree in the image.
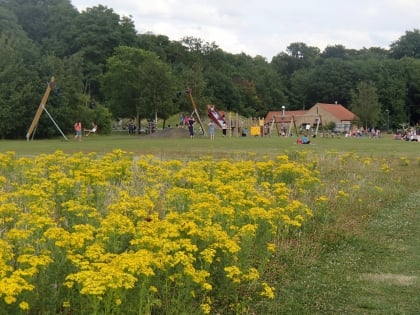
[101,46,177,131]
[402,58,420,125]
[271,42,320,79]
[73,5,137,98]
[2,0,79,57]
[303,59,359,106]
[390,29,420,59]
[0,6,43,139]
[350,81,381,129]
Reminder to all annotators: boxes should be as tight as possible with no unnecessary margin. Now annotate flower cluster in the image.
[0,150,317,314]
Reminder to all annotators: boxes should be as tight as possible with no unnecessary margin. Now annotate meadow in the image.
[0,132,419,314]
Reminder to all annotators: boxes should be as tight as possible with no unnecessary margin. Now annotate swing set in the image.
[185,88,229,136]
[267,113,322,138]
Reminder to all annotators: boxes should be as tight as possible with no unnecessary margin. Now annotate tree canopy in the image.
[350,81,381,129]
[101,46,176,130]
[0,0,419,138]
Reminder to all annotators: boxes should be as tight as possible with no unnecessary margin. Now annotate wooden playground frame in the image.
[26,76,68,141]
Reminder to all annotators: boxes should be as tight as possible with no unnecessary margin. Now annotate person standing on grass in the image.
[74,121,82,141]
[208,120,215,140]
[188,117,195,139]
[222,121,227,136]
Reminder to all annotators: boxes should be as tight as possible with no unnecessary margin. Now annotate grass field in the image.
[1,132,419,314]
[2,132,419,159]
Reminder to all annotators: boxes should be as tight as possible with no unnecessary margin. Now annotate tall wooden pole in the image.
[26,76,55,141]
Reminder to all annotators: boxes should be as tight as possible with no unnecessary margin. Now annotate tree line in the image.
[0,0,419,139]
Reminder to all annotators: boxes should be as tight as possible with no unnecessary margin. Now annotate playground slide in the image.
[207,105,226,128]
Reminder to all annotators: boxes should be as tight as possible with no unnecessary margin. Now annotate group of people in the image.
[181,107,228,140]
[296,134,311,144]
[73,121,97,141]
[186,115,224,140]
[127,120,136,134]
[394,129,420,141]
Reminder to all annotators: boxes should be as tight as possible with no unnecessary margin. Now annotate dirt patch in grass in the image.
[360,273,417,286]
[147,128,189,138]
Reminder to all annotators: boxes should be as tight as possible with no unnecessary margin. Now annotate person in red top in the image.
[74,121,82,141]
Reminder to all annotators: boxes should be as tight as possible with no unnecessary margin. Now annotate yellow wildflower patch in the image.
[0,150,320,313]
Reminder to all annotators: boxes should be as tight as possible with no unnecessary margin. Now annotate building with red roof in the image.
[265,103,358,135]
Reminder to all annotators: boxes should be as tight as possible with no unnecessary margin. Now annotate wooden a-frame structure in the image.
[186,88,207,136]
[26,76,68,141]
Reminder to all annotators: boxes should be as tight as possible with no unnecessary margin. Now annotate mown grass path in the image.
[278,189,420,315]
[269,154,420,315]
[348,190,420,314]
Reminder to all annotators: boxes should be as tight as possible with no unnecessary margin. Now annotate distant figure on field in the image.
[127,120,136,134]
[85,123,97,136]
[301,134,311,144]
[208,121,215,140]
[221,121,227,136]
[74,121,82,141]
[188,117,195,138]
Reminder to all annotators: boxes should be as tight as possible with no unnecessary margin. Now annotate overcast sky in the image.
[71,0,419,60]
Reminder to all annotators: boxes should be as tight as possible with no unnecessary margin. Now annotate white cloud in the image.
[71,0,420,60]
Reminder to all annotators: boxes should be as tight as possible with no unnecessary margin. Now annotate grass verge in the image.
[260,152,420,314]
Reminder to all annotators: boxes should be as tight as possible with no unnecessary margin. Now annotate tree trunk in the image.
[136,108,141,134]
